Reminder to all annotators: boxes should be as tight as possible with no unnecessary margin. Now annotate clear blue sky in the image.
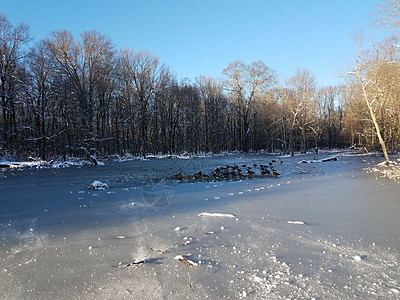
[2,0,382,87]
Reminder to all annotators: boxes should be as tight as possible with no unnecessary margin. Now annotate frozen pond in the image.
[1,153,399,299]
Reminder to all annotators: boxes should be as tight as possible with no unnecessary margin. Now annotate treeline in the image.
[1,7,399,160]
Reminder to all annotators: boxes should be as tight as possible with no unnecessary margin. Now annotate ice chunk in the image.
[287,221,305,225]
[88,181,108,190]
[198,212,236,218]
[353,255,362,261]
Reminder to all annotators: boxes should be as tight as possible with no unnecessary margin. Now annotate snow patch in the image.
[365,160,400,183]
[353,255,366,261]
[198,212,236,218]
[287,220,305,225]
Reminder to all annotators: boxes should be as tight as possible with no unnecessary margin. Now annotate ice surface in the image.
[1,152,399,299]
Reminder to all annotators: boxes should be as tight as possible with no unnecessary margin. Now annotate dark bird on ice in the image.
[246,169,255,176]
[272,170,280,177]
[202,174,210,179]
[172,172,184,181]
[261,168,270,175]
[193,171,203,180]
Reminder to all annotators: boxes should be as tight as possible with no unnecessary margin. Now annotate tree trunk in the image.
[356,69,390,162]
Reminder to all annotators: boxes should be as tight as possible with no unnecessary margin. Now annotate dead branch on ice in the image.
[112,258,147,268]
[175,255,198,288]
[299,157,337,163]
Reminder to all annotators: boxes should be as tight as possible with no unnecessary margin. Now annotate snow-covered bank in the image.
[0,153,399,299]
[366,159,400,183]
[0,155,104,170]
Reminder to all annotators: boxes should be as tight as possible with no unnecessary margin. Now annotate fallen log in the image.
[300,157,338,163]
[321,157,337,162]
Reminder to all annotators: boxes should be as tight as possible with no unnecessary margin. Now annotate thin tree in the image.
[347,40,390,162]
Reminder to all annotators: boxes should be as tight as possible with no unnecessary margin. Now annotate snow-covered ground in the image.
[1,152,399,299]
[0,156,103,169]
[365,159,400,183]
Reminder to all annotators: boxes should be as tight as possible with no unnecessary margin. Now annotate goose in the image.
[261,168,270,175]
[193,171,203,180]
[172,172,184,181]
[246,169,255,176]
[212,171,220,180]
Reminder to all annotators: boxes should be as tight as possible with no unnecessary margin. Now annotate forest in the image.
[1,2,400,160]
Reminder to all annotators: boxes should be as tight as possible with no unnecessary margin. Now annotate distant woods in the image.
[1,2,400,159]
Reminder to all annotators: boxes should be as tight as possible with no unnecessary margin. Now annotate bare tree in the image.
[196,76,228,152]
[375,0,400,35]
[119,49,167,156]
[151,67,176,153]
[287,69,317,152]
[45,30,115,153]
[222,60,277,151]
[0,14,30,152]
[346,38,399,161]
[27,41,53,159]
[318,86,343,148]
[278,69,317,154]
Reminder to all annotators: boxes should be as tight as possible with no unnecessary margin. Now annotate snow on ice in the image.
[287,220,305,225]
[198,212,236,218]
